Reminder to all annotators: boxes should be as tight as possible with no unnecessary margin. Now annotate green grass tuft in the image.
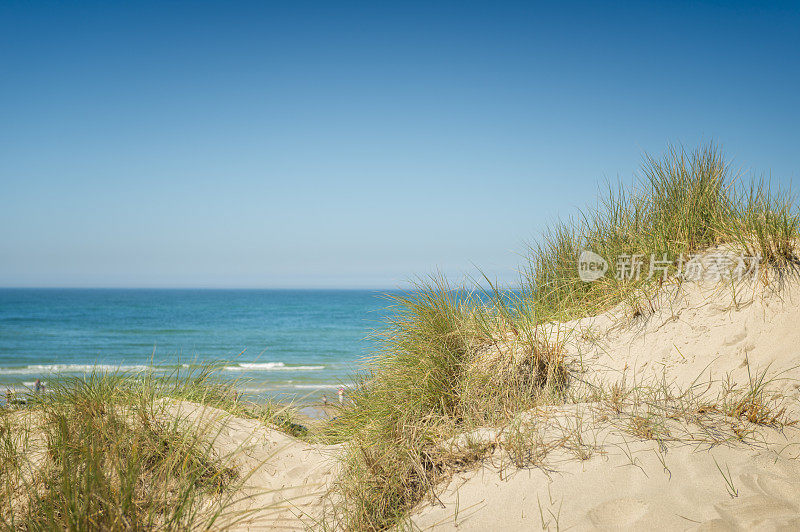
[322,277,566,530]
[0,367,255,531]
[324,143,799,530]
[524,143,798,322]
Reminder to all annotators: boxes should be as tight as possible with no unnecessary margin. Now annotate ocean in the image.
[0,289,396,402]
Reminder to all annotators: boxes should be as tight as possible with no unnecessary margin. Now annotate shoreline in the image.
[3,378,349,422]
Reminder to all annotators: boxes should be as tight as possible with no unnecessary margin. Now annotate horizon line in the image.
[0,285,407,291]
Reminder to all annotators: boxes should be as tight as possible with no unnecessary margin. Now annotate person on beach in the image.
[338,386,344,404]
[322,394,328,406]
[34,379,42,394]
[4,389,11,408]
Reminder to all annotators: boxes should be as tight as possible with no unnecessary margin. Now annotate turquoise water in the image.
[0,289,395,401]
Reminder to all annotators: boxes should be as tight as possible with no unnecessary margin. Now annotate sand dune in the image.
[149,275,800,530]
[11,272,792,530]
[411,401,800,530]
[409,276,800,530]
[153,400,341,530]
[168,275,800,530]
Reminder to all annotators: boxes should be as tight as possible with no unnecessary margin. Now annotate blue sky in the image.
[1,1,798,288]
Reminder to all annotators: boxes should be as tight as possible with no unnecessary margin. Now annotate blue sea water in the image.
[0,289,396,401]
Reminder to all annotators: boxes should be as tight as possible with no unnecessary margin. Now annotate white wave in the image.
[0,361,327,375]
[2,384,31,394]
[0,364,151,375]
[236,386,272,393]
[290,384,349,389]
[223,362,325,371]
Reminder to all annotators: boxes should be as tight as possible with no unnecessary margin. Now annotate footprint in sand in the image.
[714,495,800,530]
[722,329,747,347]
[740,472,800,508]
[587,498,649,527]
[711,473,800,529]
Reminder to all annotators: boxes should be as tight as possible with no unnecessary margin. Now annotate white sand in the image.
[156,400,341,530]
[410,277,800,530]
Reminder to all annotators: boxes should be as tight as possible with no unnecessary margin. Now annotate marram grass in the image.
[0,367,284,531]
[324,143,799,530]
[524,143,798,322]
[2,144,797,531]
[321,277,568,530]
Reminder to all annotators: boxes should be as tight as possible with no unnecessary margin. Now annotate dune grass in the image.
[319,278,567,530]
[2,144,797,531]
[322,143,799,530]
[524,143,799,323]
[0,367,266,531]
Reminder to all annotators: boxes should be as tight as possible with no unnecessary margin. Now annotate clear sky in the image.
[1,1,798,288]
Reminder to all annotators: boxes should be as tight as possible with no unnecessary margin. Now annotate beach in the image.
[3,0,798,528]
[3,146,800,530]
[7,269,798,530]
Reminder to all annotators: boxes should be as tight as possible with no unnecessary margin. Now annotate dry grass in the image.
[6,145,794,531]
[523,143,799,323]
[0,368,280,531]
[320,278,567,530]
[319,144,799,530]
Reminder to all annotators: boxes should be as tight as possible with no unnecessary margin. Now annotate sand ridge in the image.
[409,278,800,530]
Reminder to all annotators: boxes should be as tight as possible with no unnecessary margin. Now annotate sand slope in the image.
[156,400,341,530]
[0,396,340,531]
[411,278,800,531]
